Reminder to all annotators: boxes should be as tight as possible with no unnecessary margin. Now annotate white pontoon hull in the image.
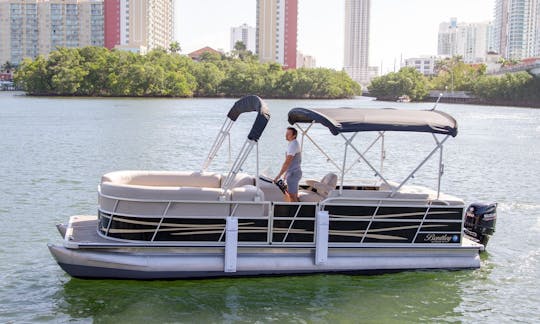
[48,244,481,279]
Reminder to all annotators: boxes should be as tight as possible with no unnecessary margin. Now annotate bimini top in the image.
[227,95,270,142]
[288,107,458,137]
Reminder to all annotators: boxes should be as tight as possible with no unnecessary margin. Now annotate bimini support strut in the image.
[222,139,257,191]
[202,118,234,172]
[390,134,450,198]
[296,123,342,173]
[201,96,270,190]
[339,133,392,188]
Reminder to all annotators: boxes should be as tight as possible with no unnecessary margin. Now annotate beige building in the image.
[0,0,103,65]
[256,0,298,69]
[296,51,316,68]
[106,0,173,54]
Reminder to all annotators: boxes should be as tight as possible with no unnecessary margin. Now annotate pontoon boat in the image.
[48,95,496,279]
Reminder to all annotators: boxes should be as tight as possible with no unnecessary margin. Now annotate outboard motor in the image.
[464,202,497,247]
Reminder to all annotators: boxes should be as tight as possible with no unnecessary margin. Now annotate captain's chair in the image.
[298,173,338,202]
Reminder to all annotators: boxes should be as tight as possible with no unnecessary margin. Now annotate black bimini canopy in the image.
[227,95,270,142]
[288,107,458,137]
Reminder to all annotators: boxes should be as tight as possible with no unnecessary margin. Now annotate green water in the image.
[0,92,538,323]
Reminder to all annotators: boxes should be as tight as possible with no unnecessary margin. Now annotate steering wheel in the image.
[258,175,287,193]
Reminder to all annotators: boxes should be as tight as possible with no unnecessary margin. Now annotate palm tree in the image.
[169,41,181,54]
[233,41,253,61]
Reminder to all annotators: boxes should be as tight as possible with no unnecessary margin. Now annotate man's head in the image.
[286,127,297,141]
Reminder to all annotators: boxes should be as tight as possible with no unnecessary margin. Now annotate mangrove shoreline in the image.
[14,47,361,100]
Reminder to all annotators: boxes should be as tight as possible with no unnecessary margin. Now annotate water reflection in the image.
[56,271,474,322]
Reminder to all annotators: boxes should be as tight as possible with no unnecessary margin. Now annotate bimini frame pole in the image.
[390,134,450,197]
[380,131,386,175]
[221,138,257,191]
[434,134,444,199]
[344,131,385,174]
[255,141,261,200]
[202,118,234,172]
[339,135,353,195]
[341,133,392,188]
[296,123,342,172]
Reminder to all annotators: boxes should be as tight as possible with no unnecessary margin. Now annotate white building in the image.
[493,0,540,59]
[438,18,458,57]
[438,18,494,63]
[344,0,371,85]
[403,56,438,76]
[230,23,256,53]
[296,51,316,68]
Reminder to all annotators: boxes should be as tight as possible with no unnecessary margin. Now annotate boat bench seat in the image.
[230,185,266,217]
[99,171,266,217]
[99,183,230,217]
[101,170,223,188]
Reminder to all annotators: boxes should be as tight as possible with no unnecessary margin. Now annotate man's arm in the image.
[274,155,294,182]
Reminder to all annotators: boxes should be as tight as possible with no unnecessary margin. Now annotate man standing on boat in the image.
[274,127,302,202]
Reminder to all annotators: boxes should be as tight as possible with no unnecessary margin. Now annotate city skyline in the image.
[175,0,496,73]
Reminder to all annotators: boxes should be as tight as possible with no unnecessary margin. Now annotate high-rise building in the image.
[344,0,370,85]
[437,18,494,63]
[104,0,174,53]
[296,51,316,68]
[0,0,103,65]
[256,0,298,69]
[230,23,256,53]
[493,0,540,59]
[438,18,458,57]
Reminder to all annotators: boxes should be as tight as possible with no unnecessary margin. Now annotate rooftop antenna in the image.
[431,93,443,111]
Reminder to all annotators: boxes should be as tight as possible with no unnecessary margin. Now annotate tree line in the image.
[367,56,540,106]
[14,46,361,99]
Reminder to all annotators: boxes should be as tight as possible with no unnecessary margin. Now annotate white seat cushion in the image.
[299,190,324,202]
[101,171,222,188]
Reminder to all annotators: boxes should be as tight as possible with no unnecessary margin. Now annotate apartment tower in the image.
[256,0,298,69]
[103,0,174,53]
[438,18,495,63]
[344,0,370,85]
[0,0,103,64]
[230,23,256,53]
[493,0,540,59]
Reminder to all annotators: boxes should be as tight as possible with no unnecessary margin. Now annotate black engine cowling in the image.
[464,202,497,247]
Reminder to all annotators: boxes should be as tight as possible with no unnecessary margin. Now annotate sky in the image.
[174,0,495,73]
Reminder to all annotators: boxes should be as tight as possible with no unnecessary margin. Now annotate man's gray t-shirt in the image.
[287,139,302,172]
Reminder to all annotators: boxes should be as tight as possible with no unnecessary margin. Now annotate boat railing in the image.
[322,195,463,206]
[97,189,321,246]
[321,197,465,246]
[95,187,465,248]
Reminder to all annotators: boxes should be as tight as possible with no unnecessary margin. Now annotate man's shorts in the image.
[285,169,302,194]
